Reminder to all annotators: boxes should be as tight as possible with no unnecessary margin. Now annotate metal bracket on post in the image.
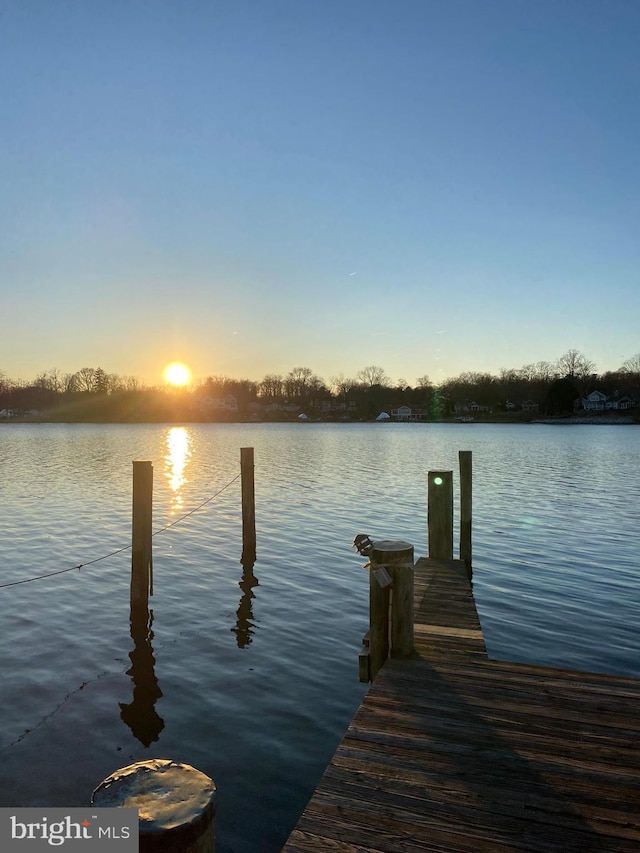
[372,566,393,588]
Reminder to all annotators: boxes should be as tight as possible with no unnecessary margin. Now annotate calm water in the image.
[1,422,639,851]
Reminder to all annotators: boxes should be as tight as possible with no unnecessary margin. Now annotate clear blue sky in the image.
[2,0,639,387]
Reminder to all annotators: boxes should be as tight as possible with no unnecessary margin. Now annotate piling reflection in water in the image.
[164,426,192,512]
[232,559,259,649]
[119,604,164,746]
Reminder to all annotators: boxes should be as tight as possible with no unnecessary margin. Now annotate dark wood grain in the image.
[282,558,640,852]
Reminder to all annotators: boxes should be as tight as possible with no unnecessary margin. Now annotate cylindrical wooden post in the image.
[132,461,153,607]
[428,470,453,559]
[92,759,216,852]
[368,565,390,683]
[459,450,472,576]
[386,541,415,658]
[240,447,256,564]
[369,541,414,680]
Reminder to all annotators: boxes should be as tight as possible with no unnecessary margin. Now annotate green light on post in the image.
[434,476,443,485]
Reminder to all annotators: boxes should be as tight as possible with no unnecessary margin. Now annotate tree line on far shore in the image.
[1,350,639,423]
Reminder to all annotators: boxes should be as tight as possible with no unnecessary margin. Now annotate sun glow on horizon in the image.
[164,361,192,386]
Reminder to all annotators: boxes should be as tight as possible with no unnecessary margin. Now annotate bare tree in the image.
[554,350,596,395]
[35,368,65,393]
[71,367,97,392]
[285,366,317,398]
[356,365,389,387]
[199,374,229,394]
[619,353,640,395]
[330,374,355,397]
[415,374,432,390]
[517,363,537,382]
[499,368,517,382]
[107,373,125,392]
[535,361,554,381]
[121,375,143,392]
[620,353,640,374]
[259,374,284,399]
[555,349,595,380]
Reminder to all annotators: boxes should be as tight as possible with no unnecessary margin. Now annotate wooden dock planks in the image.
[282,558,640,852]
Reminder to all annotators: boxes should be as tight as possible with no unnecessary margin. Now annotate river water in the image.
[0,422,638,851]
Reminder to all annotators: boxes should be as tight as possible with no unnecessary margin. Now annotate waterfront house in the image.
[391,405,412,421]
[579,390,638,412]
[605,394,637,410]
[470,401,493,413]
[198,394,239,414]
[582,390,607,411]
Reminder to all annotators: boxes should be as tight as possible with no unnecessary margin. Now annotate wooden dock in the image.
[282,558,640,852]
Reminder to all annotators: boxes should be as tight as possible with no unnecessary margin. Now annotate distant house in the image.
[0,408,14,418]
[391,405,412,421]
[470,401,492,413]
[521,400,539,413]
[579,390,638,412]
[198,394,238,413]
[582,390,607,411]
[605,395,637,411]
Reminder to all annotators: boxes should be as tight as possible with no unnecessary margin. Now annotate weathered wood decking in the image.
[282,558,640,852]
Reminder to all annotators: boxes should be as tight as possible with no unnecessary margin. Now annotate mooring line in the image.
[0,670,116,754]
[0,473,241,590]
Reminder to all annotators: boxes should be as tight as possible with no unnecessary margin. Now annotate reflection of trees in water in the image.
[119,604,164,747]
[232,560,259,649]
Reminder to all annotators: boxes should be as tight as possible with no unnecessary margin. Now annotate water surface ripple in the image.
[0,422,638,851]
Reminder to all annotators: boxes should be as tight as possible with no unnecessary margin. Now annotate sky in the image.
[2,0,639,388]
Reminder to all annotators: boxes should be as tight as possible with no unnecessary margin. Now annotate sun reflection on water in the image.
[164,426,192,512]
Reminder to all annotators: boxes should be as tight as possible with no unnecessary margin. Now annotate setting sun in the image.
[164,362,192,386]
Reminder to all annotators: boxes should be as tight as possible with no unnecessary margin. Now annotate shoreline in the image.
[1,414,637,426]
[531,415,636,425]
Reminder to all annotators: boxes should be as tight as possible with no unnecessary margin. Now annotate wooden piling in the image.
[368,567,389,683]
[387,543,414,658]
[240,447,256,564]
[428,470,453,559]
[368,541,414,682]
[131,461,153,607]
[459,450,472,575]
[92,759,216,852]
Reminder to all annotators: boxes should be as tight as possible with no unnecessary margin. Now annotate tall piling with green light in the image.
[428,470,453,559]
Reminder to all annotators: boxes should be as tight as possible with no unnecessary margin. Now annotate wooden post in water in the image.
[459,450,472,576]
[240,447,256,564]
[428,470,453,559]
[92,759,216,852]
[131,461,153,607]
[368,541,414,682]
